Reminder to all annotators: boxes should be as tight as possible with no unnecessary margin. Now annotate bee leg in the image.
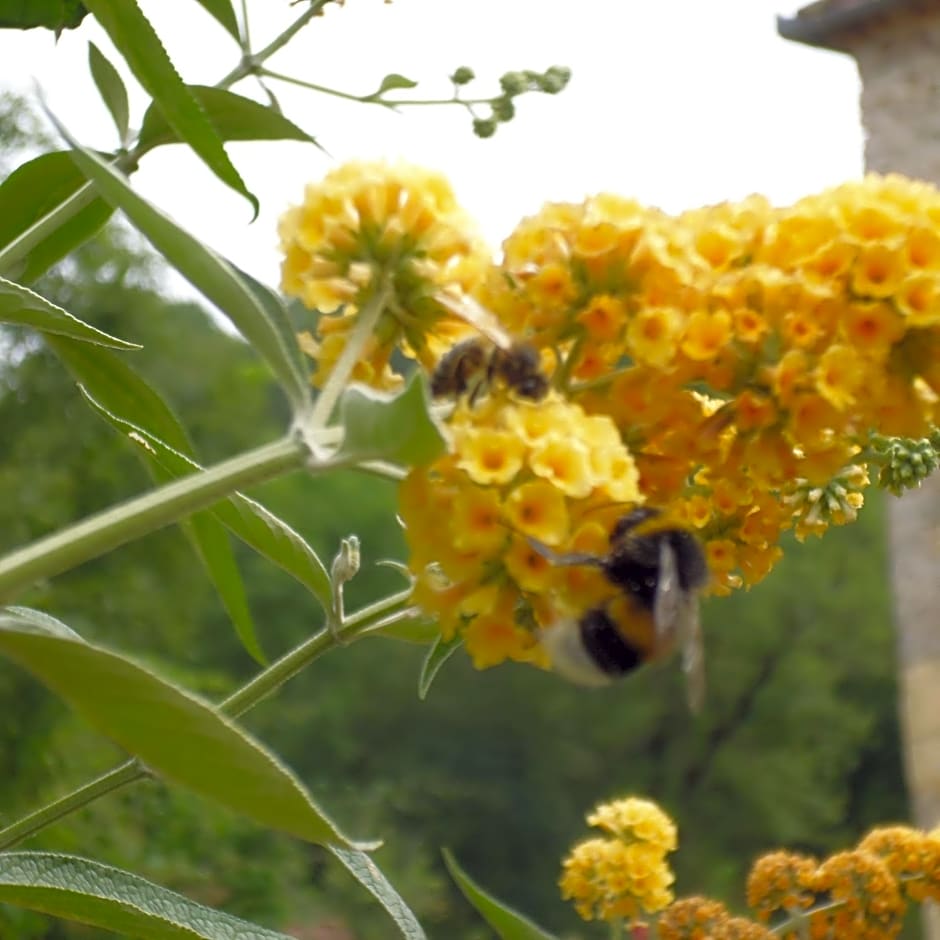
[525,537,604,568]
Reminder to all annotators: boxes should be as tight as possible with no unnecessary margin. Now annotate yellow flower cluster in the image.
[399,392,641,669]
[278,163,940,673]
[558,797,939,939]
[559,796,677,923]
[279,160,488,388]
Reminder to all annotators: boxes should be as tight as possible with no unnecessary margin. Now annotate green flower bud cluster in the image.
[455,64,571,139]
[869,431,940,495]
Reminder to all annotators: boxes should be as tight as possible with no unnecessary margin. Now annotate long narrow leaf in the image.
[79,385,332,613]
[0,852,293,939]
[47,336,192,454]
[83,0,257,212]
[0,277,138,349]
[442,850,558,940]
[418,635,461,701]
[0,609,354,847]
[0,2,87,30]
[50,125,310,411]
[191,0,239,41]
[46,336,265,661]
[0,151,112,282]
[3,606,83,641]
[330,847,427,940]
[88,42,130,144]
[232,263,310,400]
[186,510,265,664]
[139,86,320,152]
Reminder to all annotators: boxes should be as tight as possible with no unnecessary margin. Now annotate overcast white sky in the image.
[0,0,864,292]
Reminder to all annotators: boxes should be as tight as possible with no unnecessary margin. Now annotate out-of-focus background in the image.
[1,1,935,937]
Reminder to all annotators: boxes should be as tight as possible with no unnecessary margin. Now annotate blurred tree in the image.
[0,93,914,938]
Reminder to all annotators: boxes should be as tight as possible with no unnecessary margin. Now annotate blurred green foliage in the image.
[0,95,913,938]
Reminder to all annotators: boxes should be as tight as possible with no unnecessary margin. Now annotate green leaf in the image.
[335,373,446,468]
[191,0,239,41]
[82,0,257,213]
[0,852,293,938]
[231,263,310,400]
[52,127,310,411]
[0,151,112,282]
[47,336,192,454]
[138,86,321,152]
[375,611,439,646]
[0,277,139,349]
[47,337,266,664]
[78,386,332,614]
[185,511,265,664]
[373,73,418,96]
[0,609,354,846]
[2,606,83,641]
[330,847,426,940]
[0,0,87,30]
[442,850,558,940]
[418,634,461,700]
[88,41,130,143]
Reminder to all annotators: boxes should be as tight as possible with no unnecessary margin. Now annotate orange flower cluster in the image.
[745,826,940,939]
[478,175,940,593]
[658,897,772,940]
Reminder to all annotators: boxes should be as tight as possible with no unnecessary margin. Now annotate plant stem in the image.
[237,0,250,51]
[261,69,492,108]
[0,436,306,604]
[0,594,420,851]
[261,69,368,103]
[381,97,492,107]
[307,282,391,428]
[0,759,146,852]
[220,589,416,718]
[216,0,331,89]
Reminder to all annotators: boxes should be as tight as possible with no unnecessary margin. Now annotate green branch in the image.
[0,759,146,852]
[0,436,307,604]
[260,68,492,108]
[216,0,332,89]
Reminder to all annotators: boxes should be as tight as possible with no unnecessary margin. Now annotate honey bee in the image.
[529,508,710,711]
[430,337,549,404]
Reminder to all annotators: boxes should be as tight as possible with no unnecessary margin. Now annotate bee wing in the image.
[654,540,705,713]
[678,597,705,713]
[653,538,681,647]
[435,291,512,350]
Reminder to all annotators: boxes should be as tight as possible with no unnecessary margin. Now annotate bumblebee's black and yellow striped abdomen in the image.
[535,507,710,708]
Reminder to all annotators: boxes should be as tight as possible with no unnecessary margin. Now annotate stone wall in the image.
[826,5,940,936]
[835,2,940,178]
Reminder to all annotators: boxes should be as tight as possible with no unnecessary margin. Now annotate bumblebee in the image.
[430,337,549,404]
[530,508,709,711]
